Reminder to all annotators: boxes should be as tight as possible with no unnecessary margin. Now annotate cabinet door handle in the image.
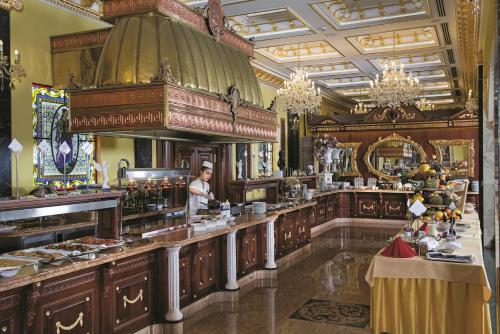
[56,312,84,334]
[388,205,401,212]
[123,289,143,309]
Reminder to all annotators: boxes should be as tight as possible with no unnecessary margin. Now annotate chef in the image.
[189,161,215,215]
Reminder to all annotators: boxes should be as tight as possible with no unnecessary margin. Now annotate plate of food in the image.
[46,242,97,253]
[0,257,36,278]
[8,248,68,261]
[0,225,17,233]
[71,236,125,250]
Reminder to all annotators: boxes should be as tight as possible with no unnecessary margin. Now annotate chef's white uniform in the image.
[189,178,210,215]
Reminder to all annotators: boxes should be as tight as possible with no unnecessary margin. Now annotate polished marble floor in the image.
[179,226,399,334]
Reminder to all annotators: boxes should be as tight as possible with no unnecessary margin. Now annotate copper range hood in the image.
[62,0,277,143]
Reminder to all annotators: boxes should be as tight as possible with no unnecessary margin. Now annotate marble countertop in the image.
[0,202,316,293]
[312,189,414,197]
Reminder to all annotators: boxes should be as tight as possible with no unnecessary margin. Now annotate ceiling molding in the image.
[253,67,284,88]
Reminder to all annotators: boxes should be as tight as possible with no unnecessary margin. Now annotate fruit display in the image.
[424,177,440,190]
[428,193,444,205]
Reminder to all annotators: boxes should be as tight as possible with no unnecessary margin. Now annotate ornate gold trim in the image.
[253,67,284,88]
[456,0,477,93]
[364,133,427,181]
[337,142,361,177]
[429,139,475,177]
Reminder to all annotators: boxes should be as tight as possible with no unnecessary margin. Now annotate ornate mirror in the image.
[429,139,474,177]
[364,133,427,181]
[331,142,361,177]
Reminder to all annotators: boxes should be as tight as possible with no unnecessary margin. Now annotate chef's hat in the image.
[202,161,213,170]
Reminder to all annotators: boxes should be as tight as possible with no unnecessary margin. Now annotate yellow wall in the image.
[9,0,136,193]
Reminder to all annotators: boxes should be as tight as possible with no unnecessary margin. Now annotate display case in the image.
[118,168,192,237]
[0,192,122,253]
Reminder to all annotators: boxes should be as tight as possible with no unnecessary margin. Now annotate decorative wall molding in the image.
[51,28,110,52]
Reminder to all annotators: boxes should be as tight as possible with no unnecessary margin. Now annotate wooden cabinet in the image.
[0,289,23,334]
[28,269,100,334]
[237,226,258,278]
[179,247,192,308]
[295,208,310,248]
[102,252,156,334]
[315,196,326,226]
[383,196,406,219]
[278,211,298,257]
[191,239,218,301]
[325,194,335,222]
[356,195,379,218]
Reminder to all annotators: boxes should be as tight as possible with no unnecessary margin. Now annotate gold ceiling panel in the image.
[369,52,444,70]
[312,0,430,30]
[420,90,452,98]
[227,8,312,40]
[289,61,360,77]
[348,26,439,54]
[412,69,447,81]
[255,40,342,63]
[421,81,451,91]
[320,76,372,88]
[336,87,370,97]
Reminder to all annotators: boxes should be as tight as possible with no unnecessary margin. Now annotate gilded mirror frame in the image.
[336,142,362,177]
[364,133,427,181]
[429,139,475,177]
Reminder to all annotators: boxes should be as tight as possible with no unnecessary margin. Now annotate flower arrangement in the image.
[313,135,338,167]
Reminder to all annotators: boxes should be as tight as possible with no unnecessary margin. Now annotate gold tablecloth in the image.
[365,214,492,334]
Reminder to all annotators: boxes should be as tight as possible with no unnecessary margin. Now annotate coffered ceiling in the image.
[179,0,477,111]
[54,0,477,111]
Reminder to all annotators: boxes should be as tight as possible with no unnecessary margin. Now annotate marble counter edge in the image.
[0,202,317,293]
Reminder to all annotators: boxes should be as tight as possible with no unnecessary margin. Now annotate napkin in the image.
[381,237,417,258]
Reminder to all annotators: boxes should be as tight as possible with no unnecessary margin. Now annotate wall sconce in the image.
[0,40,26,91]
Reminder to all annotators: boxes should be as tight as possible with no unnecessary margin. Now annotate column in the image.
[225,231,239,291]
[166,246,183,322]
[265,217,277,269]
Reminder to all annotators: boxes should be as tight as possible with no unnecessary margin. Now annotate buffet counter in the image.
[310,189,413,226]
[0,200,316,334]
[365,212,491,334]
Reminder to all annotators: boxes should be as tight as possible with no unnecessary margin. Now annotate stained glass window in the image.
[32,85,95,189]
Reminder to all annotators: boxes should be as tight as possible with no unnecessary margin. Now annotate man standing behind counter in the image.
[189,161,215,215]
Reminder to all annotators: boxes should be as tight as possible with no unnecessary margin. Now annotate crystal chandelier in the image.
[0,40,26,91]
[465,89,478,112]
[369,61,421,109]
[277,44,322,116]
[369,32,421,109]
[417,98,435,111]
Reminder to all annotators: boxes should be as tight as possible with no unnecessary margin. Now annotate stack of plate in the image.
[252,202,267,214]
